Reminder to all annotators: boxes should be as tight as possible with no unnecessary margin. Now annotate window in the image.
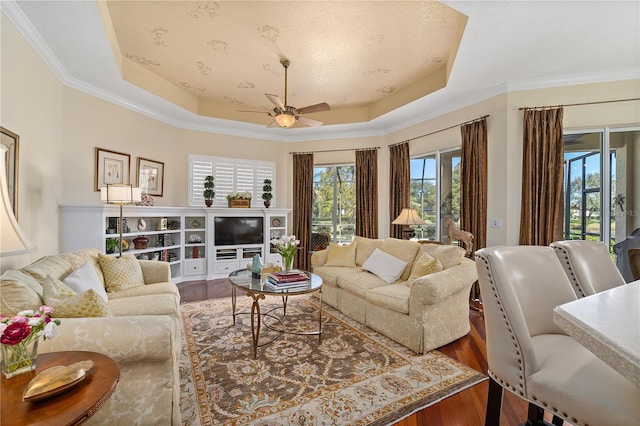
[188,155,275,207]
[410,149,461,241]
[312,164,355,244]
[563,128,639,252]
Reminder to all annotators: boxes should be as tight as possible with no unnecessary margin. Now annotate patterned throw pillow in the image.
[43,276,110,317]
[408,253,444,285]
[98,253,145,293]
[325,242,357,267]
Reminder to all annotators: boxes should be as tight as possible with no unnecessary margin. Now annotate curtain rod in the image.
[388,114,490,147]
[518,97,639,111]
[289,146,380,154]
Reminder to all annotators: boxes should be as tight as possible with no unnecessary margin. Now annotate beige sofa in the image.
[311,237,477,354]
[0,248,181,425]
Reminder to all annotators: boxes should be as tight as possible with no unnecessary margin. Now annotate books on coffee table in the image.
[267,270,310,288]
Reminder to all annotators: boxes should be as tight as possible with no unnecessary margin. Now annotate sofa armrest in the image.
[38,315,179,363]
[410,258,477,306]
[139,260,171,284]
[311,249,329,268]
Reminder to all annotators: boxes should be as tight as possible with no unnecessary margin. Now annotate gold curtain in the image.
[292,153,313,271]
[460,118,488,252]
[519,107,564,245]
[389,142,410,239]
[356,148,378,238]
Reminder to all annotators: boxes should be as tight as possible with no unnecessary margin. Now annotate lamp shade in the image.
[276,113,296,128]
[0,146,36,256]
[392,208,426,225]
[101,184,142,204]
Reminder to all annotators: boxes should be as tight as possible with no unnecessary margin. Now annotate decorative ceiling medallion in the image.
[195,62,212,76]
[124,53,159,67]
[237,81,255,89]
[179,82,205,92]
[187,2,220,19]
[150,27,168,47]
[206,40,229,54]
[257,25,279,43]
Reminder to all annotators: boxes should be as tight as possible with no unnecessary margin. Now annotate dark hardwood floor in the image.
[178,279,555,426]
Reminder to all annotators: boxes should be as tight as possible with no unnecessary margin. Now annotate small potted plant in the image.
[262,179,273,208]
[203,175,215,207]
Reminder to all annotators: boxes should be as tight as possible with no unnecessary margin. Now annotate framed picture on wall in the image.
[95,148,130,191]
[137,157,164,197]
[1,127,19,218]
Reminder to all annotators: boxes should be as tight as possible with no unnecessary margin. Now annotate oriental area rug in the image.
[179,296,485,426]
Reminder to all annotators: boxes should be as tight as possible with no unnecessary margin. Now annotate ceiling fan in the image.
[238,58,330,128]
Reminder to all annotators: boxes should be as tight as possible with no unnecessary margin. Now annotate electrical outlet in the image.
[490,218,503,228]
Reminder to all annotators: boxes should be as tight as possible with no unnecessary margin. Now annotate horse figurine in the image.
[443,217,474,255]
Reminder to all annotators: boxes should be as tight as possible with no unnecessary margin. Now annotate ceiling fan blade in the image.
[267,120,280,128]
[237,109,269,113]
[297,116,323,127]
[265,93,285,110]
[297,102,330,115]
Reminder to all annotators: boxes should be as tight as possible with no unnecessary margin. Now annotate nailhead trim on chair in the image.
[551,246,587,297]
[478,254,589,426]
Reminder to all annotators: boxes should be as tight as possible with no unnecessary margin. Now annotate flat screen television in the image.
[214,216,264,246]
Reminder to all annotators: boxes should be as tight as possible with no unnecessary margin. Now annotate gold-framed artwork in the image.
[137,157,164,197]
[95,148,130,191]
[1,127,19,218]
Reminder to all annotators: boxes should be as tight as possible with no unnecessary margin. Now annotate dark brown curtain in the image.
[389,142,410,239]
[292,153,313,271]
[356,148,378,238]
[519,107,564,246]
[460,118,488,252]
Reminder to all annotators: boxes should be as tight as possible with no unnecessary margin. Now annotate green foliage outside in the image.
[312,166,355,244]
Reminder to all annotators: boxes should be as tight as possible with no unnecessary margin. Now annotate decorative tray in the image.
[22,360,94,402]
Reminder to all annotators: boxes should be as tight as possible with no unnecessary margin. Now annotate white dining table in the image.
[553,280,640,387]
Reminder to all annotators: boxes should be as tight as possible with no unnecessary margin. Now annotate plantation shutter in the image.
[189,155,275,207]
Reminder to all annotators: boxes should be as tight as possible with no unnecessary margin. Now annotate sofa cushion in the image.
[354,236,383,266]
[43,276,111,318]
[0,270,44,316]
[408,253,444,286]
[337,270,387,298]
[417,243,465,269]
[107,293,180,318]
[63,262,108,302]
[362,248,408,284]
[107,282,180,299]
[22,255,75,284]
[98,253,145,292]
[325,242,357,267]
[380,238,420,280]
[366,284,411,314]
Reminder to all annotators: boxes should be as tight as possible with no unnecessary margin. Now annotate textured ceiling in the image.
[4,1,639,141]
[99,1,467,127]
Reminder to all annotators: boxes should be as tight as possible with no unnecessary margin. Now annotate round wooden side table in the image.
[1,350,119,426]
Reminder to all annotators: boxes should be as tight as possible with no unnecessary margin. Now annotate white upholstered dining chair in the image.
[550,240,626,297]
[476,245,639,426]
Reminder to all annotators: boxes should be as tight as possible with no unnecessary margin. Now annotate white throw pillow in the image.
[63,262,108,302]
[362,248,408,284]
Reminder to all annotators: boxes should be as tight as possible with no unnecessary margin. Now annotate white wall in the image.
[2,13,639,273]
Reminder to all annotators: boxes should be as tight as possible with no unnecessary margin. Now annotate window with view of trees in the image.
[563,128,639,253]
[410,149,461,242]
[312,165,356,244]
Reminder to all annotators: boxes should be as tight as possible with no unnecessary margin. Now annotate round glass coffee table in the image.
[228,269,323,358]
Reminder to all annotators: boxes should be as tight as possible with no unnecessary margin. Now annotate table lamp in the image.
[392,208,426,240]
[101,184,141,257]
[1,146,36,256]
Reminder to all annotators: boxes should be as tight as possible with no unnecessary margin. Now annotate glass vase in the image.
[1,338,39,379]
[282,254,295,271]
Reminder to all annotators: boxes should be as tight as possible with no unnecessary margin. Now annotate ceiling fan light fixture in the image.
[276,112,296,128]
